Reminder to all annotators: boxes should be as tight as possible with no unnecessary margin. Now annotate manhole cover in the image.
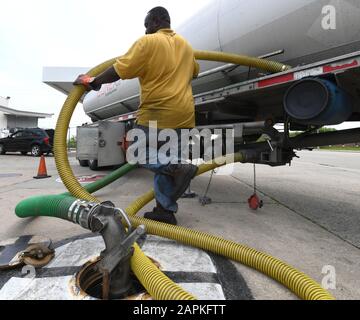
[0,173,22,178]
[0,236,52,270]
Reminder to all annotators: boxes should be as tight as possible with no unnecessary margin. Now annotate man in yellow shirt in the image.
[74,7,199,225]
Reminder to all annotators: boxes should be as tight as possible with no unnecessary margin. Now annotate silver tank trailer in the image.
[83,0,360,121]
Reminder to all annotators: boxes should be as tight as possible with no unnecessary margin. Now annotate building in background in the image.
[0,96,53,137]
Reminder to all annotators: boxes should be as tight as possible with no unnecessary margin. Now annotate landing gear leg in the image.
[248,164,263,210]
[181,183,198,199]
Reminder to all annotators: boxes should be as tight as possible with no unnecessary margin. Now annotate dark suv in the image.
[0,128,53,156]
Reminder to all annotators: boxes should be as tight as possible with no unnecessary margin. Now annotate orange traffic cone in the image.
[34,155,51,179]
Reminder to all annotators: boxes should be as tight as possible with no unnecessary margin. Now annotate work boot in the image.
[144,202,177,225]
[166,163,198,201]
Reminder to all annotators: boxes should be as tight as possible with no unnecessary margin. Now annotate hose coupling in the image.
[67,199,100,229]
[282,64,291,72]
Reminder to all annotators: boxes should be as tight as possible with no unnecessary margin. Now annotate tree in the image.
[68,135,77,148]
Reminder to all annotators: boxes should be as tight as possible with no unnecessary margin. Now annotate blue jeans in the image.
[131,125,186,212]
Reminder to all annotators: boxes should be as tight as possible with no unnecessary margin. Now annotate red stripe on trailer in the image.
[258,73,294,88]
[323,60,358,73]
[114,113,136,122]
[123,115,129,120]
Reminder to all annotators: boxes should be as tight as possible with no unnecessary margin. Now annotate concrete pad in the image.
[0,235,229,300]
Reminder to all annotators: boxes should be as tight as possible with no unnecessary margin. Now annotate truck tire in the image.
[88,159,99,171]
[78,160,89,167]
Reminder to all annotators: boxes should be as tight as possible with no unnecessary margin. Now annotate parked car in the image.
[0,128,52,156]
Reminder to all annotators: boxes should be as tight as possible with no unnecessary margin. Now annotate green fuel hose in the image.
[15,194,196,300]
[63,163,136,196]
[16,50,334,300]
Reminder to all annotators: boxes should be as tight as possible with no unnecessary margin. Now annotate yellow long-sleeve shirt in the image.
[113,29,199,129]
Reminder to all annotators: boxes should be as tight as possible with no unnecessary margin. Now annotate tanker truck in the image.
[43,0,360,170]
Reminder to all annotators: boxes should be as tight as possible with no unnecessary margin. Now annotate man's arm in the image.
[73,66,120,91]
[91,66,120,90]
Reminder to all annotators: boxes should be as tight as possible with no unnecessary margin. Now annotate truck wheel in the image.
[31,144,42,157]
[78,160,89,167]
[0,144,6,155]
[88,159,99,171]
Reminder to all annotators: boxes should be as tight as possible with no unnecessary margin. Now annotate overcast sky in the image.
[0,0,211,130]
